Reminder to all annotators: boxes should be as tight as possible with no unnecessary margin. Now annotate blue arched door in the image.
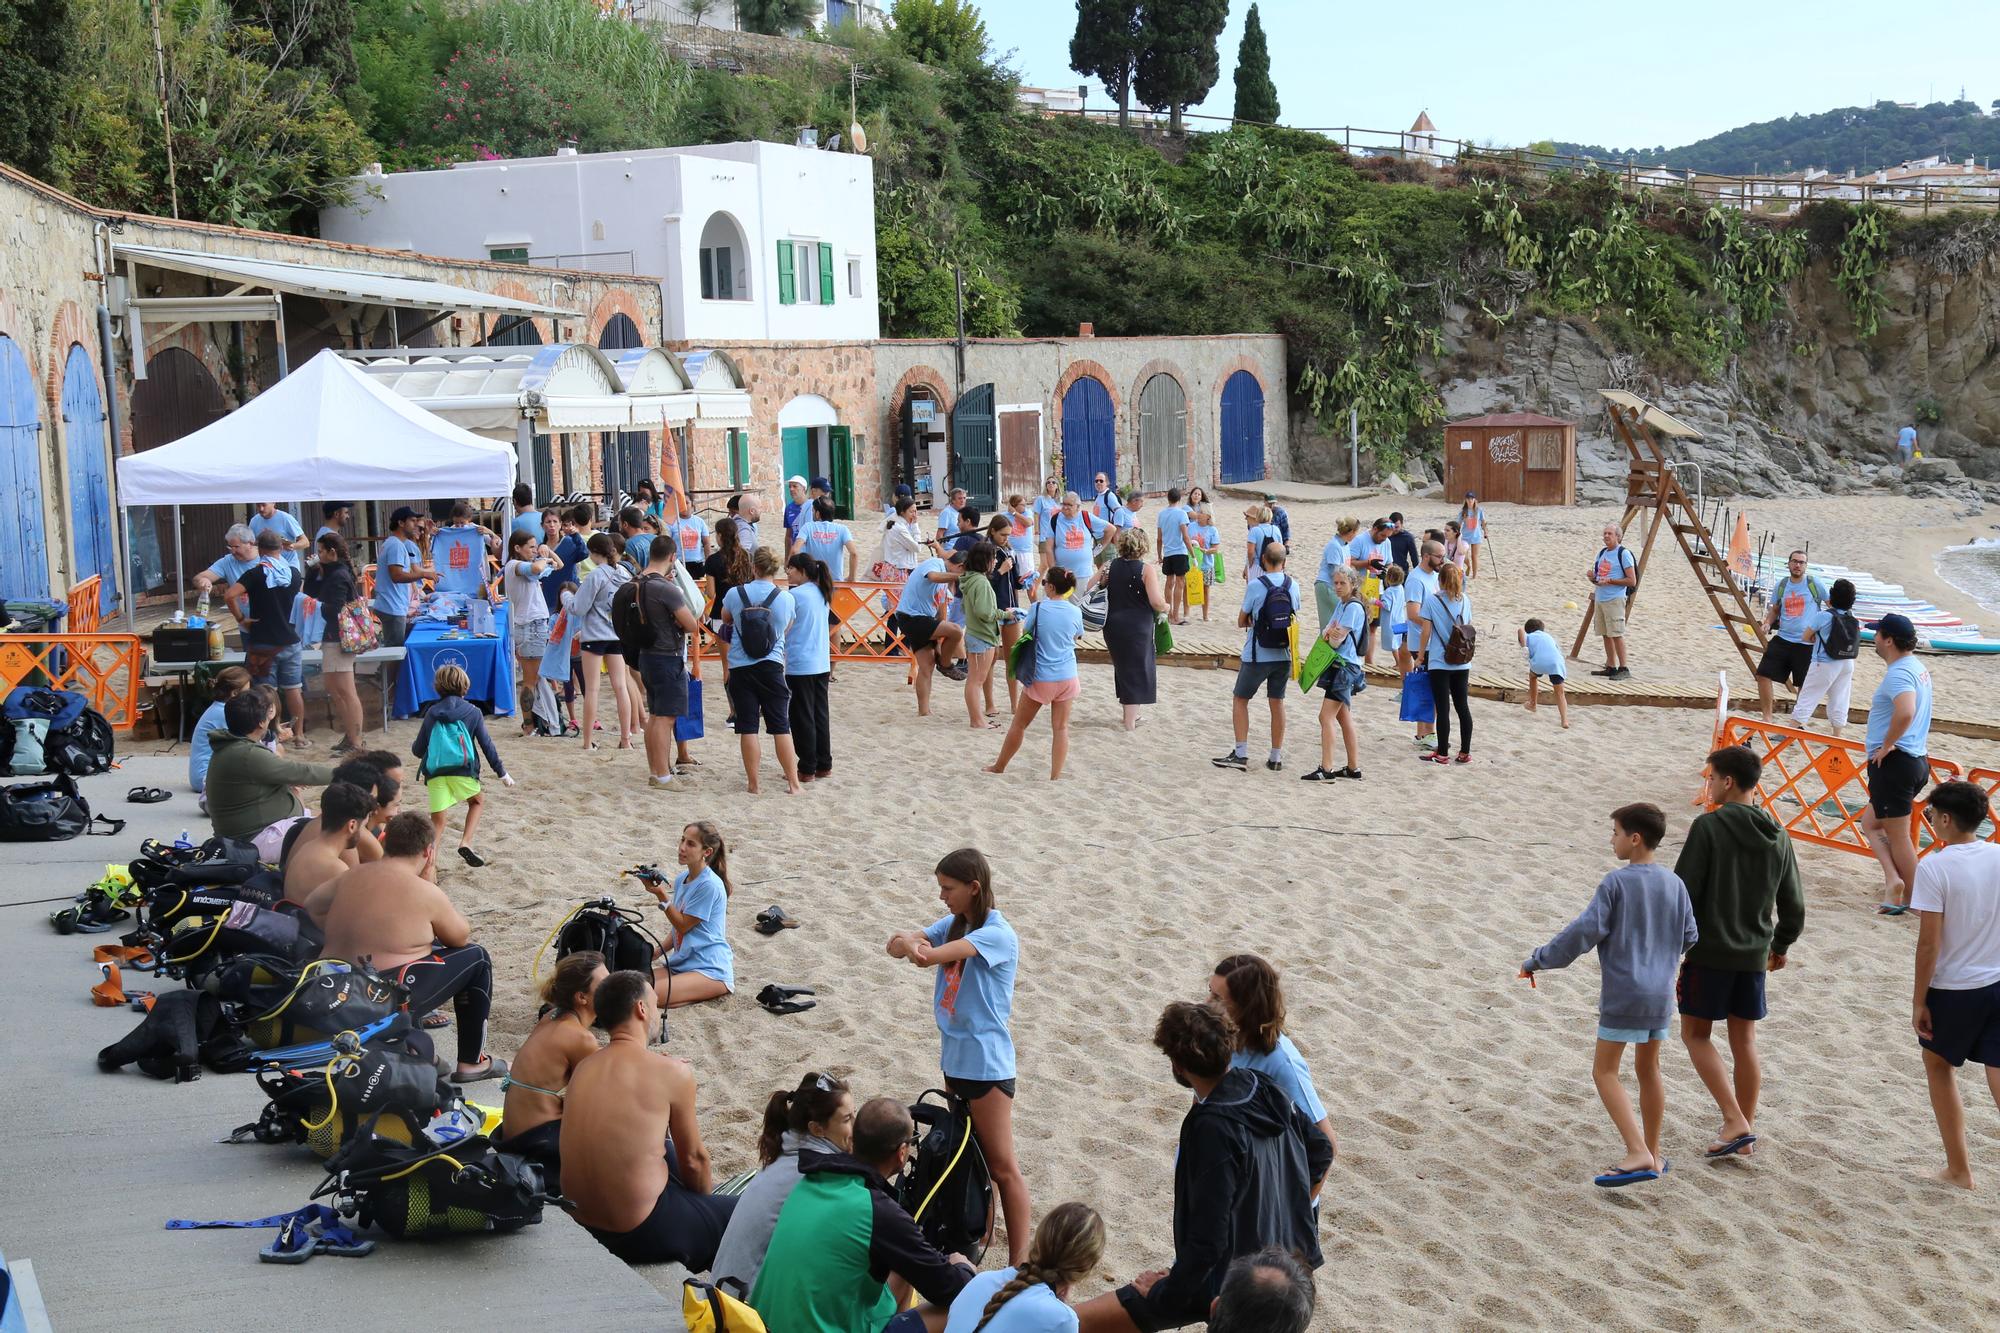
[61,344,117,613]
[1220,370,1266,484]
[0,336,49,602]
[1061,377,1114,496]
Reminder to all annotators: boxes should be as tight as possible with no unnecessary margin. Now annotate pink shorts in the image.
[1022,677,1081,705]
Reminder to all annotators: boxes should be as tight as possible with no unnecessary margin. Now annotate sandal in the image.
[419,1010,452,1030]
[126,786,174,804]
[450,1054,509,1083]
[1454,753,1473,765]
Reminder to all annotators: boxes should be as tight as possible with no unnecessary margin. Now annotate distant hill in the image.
[1553,99,2000,175]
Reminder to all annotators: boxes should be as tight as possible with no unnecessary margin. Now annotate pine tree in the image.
[1134,0,1227,137]
[1231,3,1278,125]
[1070,0,1142,129]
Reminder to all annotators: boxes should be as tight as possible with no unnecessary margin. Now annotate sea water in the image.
[1936,542,2000,619]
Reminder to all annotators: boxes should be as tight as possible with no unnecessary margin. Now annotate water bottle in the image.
[175,830,194,852]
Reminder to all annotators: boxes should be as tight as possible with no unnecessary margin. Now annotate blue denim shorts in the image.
[965,633,995,656]
[252,640,305,690]
[1597,1025,1669,1044]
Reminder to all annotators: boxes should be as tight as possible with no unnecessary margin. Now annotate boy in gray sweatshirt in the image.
[1520,802,1697,1187]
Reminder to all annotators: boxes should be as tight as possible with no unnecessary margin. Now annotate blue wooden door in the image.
[0,336,49,602]
[61,344,118,613]
[1220,371,1265,484]
[1061,378,1114,496]
[952,384,998,514]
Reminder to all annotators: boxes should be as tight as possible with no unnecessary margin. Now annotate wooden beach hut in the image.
[1442,412,1577,505]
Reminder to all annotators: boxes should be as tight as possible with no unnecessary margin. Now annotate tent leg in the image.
[173,504,185,617]
[120,506,137,633]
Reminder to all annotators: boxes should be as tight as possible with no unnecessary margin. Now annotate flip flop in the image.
[1594,1166,1661,1187]
[458,846,487,868]
[754,906,801,936]
[451,1055,509,1083]
[756,984,816,1003]
[760,998,817,1015]
[419,1010,452,1030]
[1704,1133,1757,1159]
[126,786,174,804]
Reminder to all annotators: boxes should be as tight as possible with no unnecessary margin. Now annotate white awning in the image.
[114,242,576,318]
[681,348,753,429]
[345,344,629,438]
[778,393,838,429]
[606,347,697,426]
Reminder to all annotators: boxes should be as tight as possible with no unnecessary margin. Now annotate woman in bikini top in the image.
[497,951,607,1158]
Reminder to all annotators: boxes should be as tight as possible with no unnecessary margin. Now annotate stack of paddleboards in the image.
[1748,557,2000,655]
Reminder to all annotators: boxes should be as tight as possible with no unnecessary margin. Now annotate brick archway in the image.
[885,363,953,474]
[1051,359,1119,441]
[485,277,556,345]
[589,289,651,346]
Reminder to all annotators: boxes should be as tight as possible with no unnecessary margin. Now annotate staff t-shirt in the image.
[1048,513,1103,579]
[1420,592,1470,670]
[1231,1034,1327,1124]
[921,909,1019,1081]
[248,510,305,572]
[1865,654,1932,757]
[1524,628,1563,677]
[799,521,853,572]
[1240,573,1298,664]
[1773,576,1822,644]
[723,579,796,670]
[1348,535,1385,570]
[783,581,832,677]
[1593,546,1636,603]
[1404,566,1440,621]
[1025,597,1082,681]
[1317,536,1350,587]
[1911,842,2000,990]
[942,1269,1075,1333]
[1005,511,1038,560]
[665,866,733,989]
[897,558,948,617]
[431,526,487,597]
[1157,505,1190,557]
[1245,522,1283,565]
[671,515,710,562]
[373,535,420,616]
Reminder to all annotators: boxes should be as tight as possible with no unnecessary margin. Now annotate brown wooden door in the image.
[1481,428,1525,503]
[998,409,1040,504]
[1523,428,1567,505]
[129,348,234,595]
[1446,430,1480,498]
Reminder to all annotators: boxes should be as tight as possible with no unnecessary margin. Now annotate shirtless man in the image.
[302,812,504,1083]
[561,970,736,1269]
[282,783,374,903]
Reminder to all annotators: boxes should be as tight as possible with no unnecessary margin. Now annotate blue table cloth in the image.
[394,603,515,718]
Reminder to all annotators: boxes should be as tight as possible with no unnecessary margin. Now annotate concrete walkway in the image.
[0,753,674,1332]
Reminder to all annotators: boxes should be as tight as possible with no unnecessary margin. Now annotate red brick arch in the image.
[1209,355,1270,488]
[884,363,953,465]
[1051,358,1119,444]
[1128,359,1191,492]
[588,288,651,346]
[483,277,556,345]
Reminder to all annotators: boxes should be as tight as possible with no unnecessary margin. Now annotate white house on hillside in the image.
[617,1,887,33]
[320,140,880,344]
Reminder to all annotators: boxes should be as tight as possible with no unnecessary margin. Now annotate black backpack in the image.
[612,575,651,657]
[733,585,783,659]
[896,1089,994,1263]
[1824,609,1861,661]
[554,898,661,975]
[236,1027,452,1160]
[1253,575,1295,650]
[316,1131,554,1238]
[46,708,115,776]
[0,772,116,841]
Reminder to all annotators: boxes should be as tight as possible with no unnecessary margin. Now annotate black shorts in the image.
[580,638,622,658]
[1233,658,1290,700]
[637,651,687,718]
[1921,981,2000,1067]
[724,660,791,735]
[496,1117,562,1172]
[680,557,706,581]
[1677,960,1767,1023]
[1755,637,1812,688]
[945,1075,1016,1101]
[1868,748,1929,819]
[1162,554,1189,577]
[583,1161,738,1270]
[893,612,939,652]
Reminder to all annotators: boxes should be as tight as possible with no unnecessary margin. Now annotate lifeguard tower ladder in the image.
[1571,390,1765,675]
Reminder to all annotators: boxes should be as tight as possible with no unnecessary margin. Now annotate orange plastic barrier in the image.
[0,633,144,731]
[1960,769,2000,848]
[1717,716,1961,860]
[66,577,103,634]
[830,581,916,662]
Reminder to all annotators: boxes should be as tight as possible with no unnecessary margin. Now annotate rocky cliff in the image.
[1426,235,2000,507]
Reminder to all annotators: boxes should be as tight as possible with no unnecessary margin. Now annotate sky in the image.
[979,0,1999,151]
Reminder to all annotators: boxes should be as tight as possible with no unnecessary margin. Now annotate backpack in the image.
[0,773,115,841]
[612,575,652,657]
[684,1278,768,1333]
[0,717,48,775]
[1437,599,1478,666]
[314,1131,554,1238]
[896,1088,994,1264]
[234,960,409,1052]
[734,585,783,659]
[1823,609,1861,661]
[43,707,115,777]
[235,1024,450,1159]
[1253,575,1295,650]
[551,898,662,976]
[423,715,474,779]
[159,900,315,984]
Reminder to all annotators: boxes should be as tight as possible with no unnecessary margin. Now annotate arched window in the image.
[699,213,750,302]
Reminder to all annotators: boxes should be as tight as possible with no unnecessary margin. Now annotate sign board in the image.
[910,400,936,426]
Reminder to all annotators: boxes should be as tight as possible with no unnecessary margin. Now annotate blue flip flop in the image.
[1594,1166,1660,1188]
[1705,1133,1757,1159]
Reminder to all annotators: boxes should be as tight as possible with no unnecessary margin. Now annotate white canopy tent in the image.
[114,347,516,623]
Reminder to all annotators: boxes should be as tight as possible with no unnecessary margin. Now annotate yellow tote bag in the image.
[1186,559,1207,608]
[683,1279,767,1332]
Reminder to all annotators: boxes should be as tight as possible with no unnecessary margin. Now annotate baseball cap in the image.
[810,475,832,493]
[321,500,351,518]
[1875,612,1916,641]
[388,505,421,526]
[788,474,808,488]
[895,483,914,499]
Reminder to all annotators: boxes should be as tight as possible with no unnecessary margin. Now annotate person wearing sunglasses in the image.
[712,1070,856,1294]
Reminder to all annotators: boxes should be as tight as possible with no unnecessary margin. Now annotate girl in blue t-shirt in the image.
[1209,953,1338,1197]
[641,820,735,1008]
[783,553,835,781]
[886,847,1031,1266]
[1304,566,1367,782]
[986,567,1083,781]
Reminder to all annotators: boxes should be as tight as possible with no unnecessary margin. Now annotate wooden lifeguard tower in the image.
[1571,390,1766,674]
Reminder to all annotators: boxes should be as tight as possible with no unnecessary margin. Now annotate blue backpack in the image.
[424,717,474,779]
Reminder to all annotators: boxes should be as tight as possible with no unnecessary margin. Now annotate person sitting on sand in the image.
[943,1201,1106,1333]
[1209,1249,1317,1333]
[302,812,505,1083]
[1520,802,1697,1188]
[987,566,1084,781]
[496,950,607,1172]
[1675,746,1805,1162]
[1208,954,1338,1190]
[753,1095,974,1332]
[203,691,334,847]
[635,821,735,1009]
[281,783,376,903]
[1911,780,2000,1190]
[711,1071,857,1296]
[563,969,736,1268]
[1074,1001,1330,1333]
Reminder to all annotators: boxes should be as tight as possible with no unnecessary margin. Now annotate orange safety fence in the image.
[66,577,103,634]
[0,633,144,732]
[830,581,917,662]
[1958,769,2000,849]
[1717,716,1961,860]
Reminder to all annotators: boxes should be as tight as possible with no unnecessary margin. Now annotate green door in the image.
[781,427,810,489]
[829,426,853,519]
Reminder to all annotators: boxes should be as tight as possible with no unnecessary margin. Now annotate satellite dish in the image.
[849,121,868,154]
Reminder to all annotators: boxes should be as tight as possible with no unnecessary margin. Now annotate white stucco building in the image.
[320,140,880,344]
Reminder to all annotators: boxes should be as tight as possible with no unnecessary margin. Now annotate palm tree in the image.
[683,0,717,26]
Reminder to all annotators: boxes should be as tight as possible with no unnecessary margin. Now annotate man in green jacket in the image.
[204,692,335,845]
[751,1096,972,1333]
[1676,744,1806,1161]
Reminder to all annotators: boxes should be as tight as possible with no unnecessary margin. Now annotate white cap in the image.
[788,475,808,488]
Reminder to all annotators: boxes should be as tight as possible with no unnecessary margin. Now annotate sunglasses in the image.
[809,1071,838,1093]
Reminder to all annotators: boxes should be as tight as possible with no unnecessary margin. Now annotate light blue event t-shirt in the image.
[1524,628,1564,677]
[800,521,852,572]
[723,580,796,669]
[1898,425,1917,451]
[1865,654,1933,757]
[1329,598,1367,664]
[1032,494,1061,539]
[1048,513,1101,579]
[897,558,948,617]
[942,1269,1077,1333]
[1316,536,1349,588]
[1592,545,1635,603]
[1231,1033,1327,1124]
[1025,597,1082,682]
[1240,573,1298,664]
[665,866,733,989]
[783,580,832,677]
[670,515,710,563]
[1772,575,1821,644]
[1421,592,1470,670]
[1245,522,1283,563]
[248,510,305,572]
[921,910,1019,1081]
[372,535,419,616]
[1804,608,1847,665]
[1157,505,1190,557]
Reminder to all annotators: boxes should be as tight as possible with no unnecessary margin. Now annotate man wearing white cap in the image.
[783,476,809,542]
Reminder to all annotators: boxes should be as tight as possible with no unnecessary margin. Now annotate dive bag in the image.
[236,1022,450,1159]
[315,1131,554,1239]
[896,1088,994,1264]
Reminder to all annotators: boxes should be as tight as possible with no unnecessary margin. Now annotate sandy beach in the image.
[374,492,2000,1331]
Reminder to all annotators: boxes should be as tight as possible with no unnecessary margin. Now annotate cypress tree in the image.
[1070,0,1143,129]
[1231,3,1279,125]
[1134,0,1228,137]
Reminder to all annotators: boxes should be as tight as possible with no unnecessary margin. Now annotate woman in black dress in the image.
[1103,525,1168,731]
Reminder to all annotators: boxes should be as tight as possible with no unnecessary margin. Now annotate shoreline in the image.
[1935,540,2000,620]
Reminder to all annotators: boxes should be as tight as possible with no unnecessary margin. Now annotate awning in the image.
[606,347,697,426]
[113,242,576,318]
[681,348,754,429]
[344,344,629,438]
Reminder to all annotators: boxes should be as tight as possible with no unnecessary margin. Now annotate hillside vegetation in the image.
[1555,99,2000,176]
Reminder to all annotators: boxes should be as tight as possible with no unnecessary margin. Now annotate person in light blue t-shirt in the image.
[370,507,434,648]
[721,547,803,795]
[1587,524,1637,680]
[1897,423,1917,461]
[795,498,857,581]
[783,553,835,781]
[1031,478,1063,569]
[249,503,307,573]
[1156,487,1192,624]
[941,1201,1106,1333]
[1244,504,1283,574]
[887,847,1031,1267]
[637,820,735,1008]
[1756,549,1826,724]
[1862,614,1935,913]
[1044,495,1106,584]
[1213,543,1297,773]
[1209,954,1338,1196]
[987,567,1083,781]
[1519,617,1569,728]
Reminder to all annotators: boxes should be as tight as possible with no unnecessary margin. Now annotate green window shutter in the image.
[728,431,749,487]
[817,243,836,305]
[776,242,795,305]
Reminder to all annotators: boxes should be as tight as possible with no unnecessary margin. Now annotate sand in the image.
[376,491,2000,1331]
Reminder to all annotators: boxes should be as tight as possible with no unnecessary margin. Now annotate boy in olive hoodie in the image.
[1676,745,1806,1160]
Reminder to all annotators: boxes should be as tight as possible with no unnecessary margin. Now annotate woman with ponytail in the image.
[637,821,735,1008]
[943,1201,1106,1332]
[495,949,608,1170]
[710,1070,855,1295]
[1210,953,1338,1192]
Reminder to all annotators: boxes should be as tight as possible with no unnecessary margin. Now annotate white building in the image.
[1402,111,1449,165]
[1018,85,1087,115]
[320,140,880,344]
[617,1,887,33]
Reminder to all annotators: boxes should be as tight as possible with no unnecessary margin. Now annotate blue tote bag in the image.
[675,677,705,741]
[1397,669,1434,723]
